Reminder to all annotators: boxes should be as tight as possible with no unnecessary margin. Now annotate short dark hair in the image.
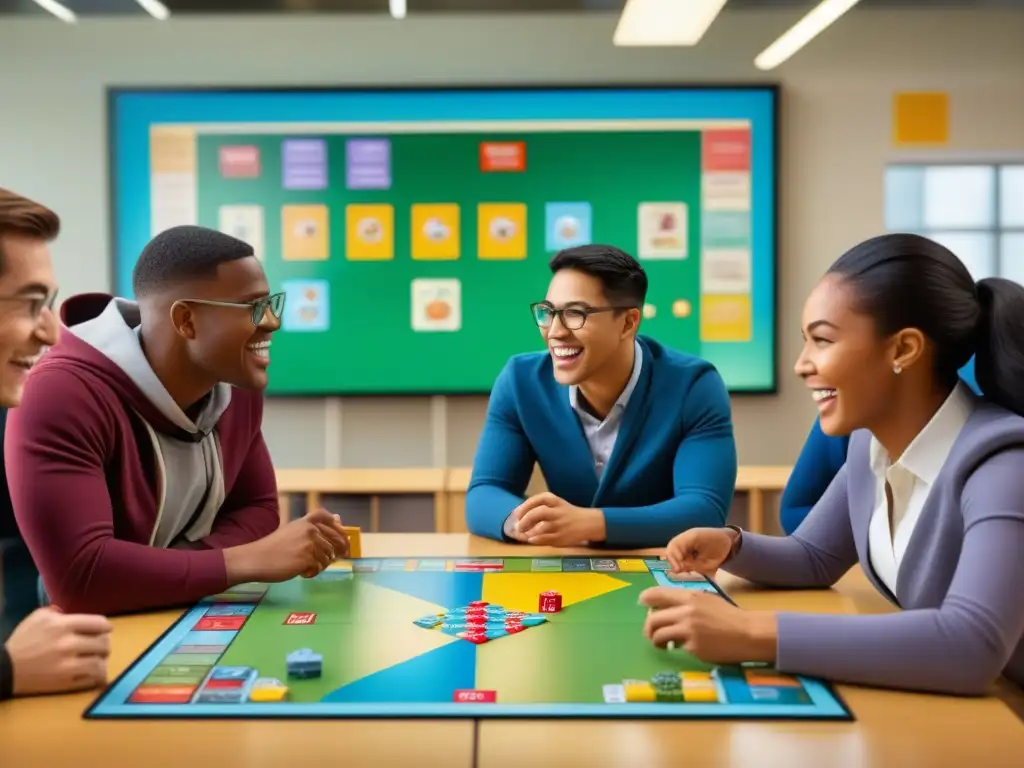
[132,225,255,297]
[827,233,1024,416]
[0,187,61,275]
[549,244,648,307]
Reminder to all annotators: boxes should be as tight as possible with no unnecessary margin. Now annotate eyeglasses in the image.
[182,292,286,325]
[0,287,59,320]
[530,301,635,331]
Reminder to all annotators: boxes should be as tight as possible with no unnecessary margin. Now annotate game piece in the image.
[250,686,289,703]
[624,681,656,702]
[341,525,362,558]
[87,556,849,722]
[539,591,562,613]
[286,648,322,679]
[250,677,290,703]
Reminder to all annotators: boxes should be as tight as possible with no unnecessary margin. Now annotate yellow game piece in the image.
[341,525,362,558]
[250,686,289,702]
[681,671,719,703]
[681,671,713,685]
[682,685,719,703]
[623,682,656,702]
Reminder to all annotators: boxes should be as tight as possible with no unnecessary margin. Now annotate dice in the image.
[539,591,562,613]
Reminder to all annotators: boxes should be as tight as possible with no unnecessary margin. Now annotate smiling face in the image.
[536,267,639,387]
[172,256,281,392]
[796,274,910,436]
[0,234,60,407]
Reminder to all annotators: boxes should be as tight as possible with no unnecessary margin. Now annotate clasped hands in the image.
[507,492,605,546]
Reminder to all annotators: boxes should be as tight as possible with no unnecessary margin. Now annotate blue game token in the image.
[414,616,442,628]
[209,666,254,680]
[521,616,547,626]
[484,629,507,640]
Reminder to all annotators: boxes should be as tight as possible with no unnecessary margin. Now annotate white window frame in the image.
[884,151,1024,281]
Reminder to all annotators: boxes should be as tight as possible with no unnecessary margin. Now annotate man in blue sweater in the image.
[466,244,737,549]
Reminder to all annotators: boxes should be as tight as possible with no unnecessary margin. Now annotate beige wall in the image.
[1,8,1022,474]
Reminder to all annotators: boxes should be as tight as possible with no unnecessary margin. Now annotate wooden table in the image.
[2,533,1022,767]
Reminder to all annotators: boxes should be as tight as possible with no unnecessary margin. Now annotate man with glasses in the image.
[6,224,348,616]
[465,244,737,549]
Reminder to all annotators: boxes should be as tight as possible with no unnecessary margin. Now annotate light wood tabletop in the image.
[2,533,1022,768]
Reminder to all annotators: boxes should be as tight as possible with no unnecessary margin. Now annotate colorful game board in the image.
[85,557,852,720]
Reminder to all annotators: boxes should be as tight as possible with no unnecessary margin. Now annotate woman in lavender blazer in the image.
[640,233,1024,696]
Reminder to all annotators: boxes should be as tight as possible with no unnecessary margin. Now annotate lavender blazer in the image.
[726,396,1024,695]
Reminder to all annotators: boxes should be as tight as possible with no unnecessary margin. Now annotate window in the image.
[884,163,1024,284]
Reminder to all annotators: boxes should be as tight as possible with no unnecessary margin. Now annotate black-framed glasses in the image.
[183,292,286,325]
[0,287,59,320]
[530,301,635,331]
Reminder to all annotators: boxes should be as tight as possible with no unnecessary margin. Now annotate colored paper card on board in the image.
[480,141,526,172]
[702,129,751,172]
[282,204,329,260]
[219,145,260,178]
[702,210,751,249]
[702,172,751,212]
[150,127,196,175]
[545,202,592,251]
[282,138,328,189]
[478,203,527,260]
[893,91,949,145]
[638,202,687,259]
[701,249,752,295]
[411,278,461,332]
[346,138,391,189]
[700,294,752,342]
[346,203,394,260]
[412,203,460,260]
[218,205,264,260]
[281,279,330,333]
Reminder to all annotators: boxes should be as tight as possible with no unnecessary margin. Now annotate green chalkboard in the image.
[195,130,703,395]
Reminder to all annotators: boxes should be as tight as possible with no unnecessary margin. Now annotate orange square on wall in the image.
[893,92,949,145]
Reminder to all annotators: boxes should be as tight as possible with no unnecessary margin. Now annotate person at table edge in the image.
[465,244,737,549]
[5,224,348,617]
[643,233,1024,696]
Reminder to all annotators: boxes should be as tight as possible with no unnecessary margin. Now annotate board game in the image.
[108,86,778,395]
[85,556,851,720]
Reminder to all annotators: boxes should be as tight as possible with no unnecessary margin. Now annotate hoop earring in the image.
[893,364,902,375]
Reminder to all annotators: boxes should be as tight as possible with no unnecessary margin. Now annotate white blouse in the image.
[867,382,975,594]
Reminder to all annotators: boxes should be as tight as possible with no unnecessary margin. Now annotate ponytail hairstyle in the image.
[825,233,1024,417]
[974,277,1024,415]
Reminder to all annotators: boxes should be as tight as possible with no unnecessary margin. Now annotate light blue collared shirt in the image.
[569,339,643,480]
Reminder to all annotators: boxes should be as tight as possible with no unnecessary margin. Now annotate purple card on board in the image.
[346,138,391,189]
[282,139,328,190]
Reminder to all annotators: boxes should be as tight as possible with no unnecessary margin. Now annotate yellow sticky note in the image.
[700,295,751,342]
[478,203,527,260]
[411,203,460,260]
[893,92,949,145]
[346,204,394,261]
[282,204,329,261]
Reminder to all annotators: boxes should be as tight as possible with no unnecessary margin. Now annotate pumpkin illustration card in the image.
[411,278,461,332]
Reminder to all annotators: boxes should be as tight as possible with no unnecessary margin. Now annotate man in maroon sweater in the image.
[5,224,347,616]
